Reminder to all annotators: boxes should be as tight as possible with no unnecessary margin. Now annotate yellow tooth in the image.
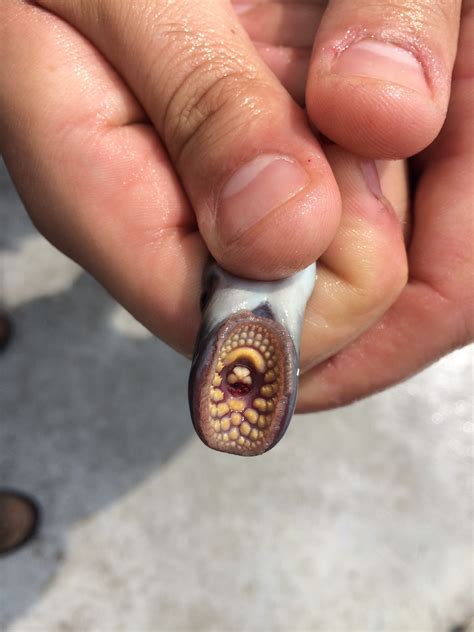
[259,345,267,353]
[216,360,224,372]
[229,427,239,441]
[224,347,266,373]
[250,429,259,440]
[212,388,225,402]
[238,437,245,445]
[258,415,267,428]
[217,403,229,417]
[266,400,275,412]
[267,360,274,369]
[212,374,222,387]
[230,366,252,385]
[209,404,217,417]
[223,433,229,442]
[260,385,273,398]
[244,408,258,424]
[221,417,231,431]
[231,413,242,426]
[231,341,238,348]
[253,398,267,412]
[264,371,276,383]
[229,399,245,412]
[240,422,251,436]
[255,333,263,341]
[234,366,250,378]
[213,421,221,432]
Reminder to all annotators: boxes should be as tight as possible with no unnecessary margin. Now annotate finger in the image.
[36,0,341,280]
[297,1,474,411]
[234,0,325,47]
[0,1,204,354]
[253,44,310,105]
[233,0,321,105]
[306,0,462,159]
[299,147,408,372]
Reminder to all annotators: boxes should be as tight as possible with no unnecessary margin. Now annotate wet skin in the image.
[189,262,315,456]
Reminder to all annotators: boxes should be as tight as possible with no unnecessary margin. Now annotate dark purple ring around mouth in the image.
[189,310,298,456]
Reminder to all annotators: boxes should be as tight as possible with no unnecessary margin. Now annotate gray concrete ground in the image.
[0,160,473,631]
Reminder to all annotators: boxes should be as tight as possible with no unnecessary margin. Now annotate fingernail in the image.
[333,39,430,95]
[233,3,254,15]
[219,154,309,242]
[360,159,394,212]
[360,159,383,199]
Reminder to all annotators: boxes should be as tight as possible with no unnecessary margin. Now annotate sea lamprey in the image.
[189,261,316,457]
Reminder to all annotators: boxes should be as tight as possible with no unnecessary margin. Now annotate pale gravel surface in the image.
[0,160,473,631]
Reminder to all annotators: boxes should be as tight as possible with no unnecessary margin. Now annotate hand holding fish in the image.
[1,1,471,454]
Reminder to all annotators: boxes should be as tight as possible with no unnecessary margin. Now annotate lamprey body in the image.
[189,262,316,456]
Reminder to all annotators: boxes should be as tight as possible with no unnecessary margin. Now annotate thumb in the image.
[35,0,341,279]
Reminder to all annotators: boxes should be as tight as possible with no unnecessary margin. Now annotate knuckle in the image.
[162,59,262,164]
[142,21,266,164]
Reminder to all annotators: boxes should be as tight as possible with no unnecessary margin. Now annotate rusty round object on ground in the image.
[0,489,40,556]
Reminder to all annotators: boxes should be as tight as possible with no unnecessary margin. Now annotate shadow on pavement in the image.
[0,271,193,627]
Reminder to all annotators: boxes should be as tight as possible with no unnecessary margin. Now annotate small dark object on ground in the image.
[451,618,474,632]
[0,311,13,352]
[0,489,41,556]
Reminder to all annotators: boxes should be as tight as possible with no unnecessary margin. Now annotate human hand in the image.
[237,0,471,409]
[1,0,341,356]
[1,1,472,412]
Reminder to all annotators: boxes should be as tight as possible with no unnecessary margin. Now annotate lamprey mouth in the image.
[188,261,316,457]
[190,311,296,456]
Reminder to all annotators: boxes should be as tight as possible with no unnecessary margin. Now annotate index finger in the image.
[33,0,341,279]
